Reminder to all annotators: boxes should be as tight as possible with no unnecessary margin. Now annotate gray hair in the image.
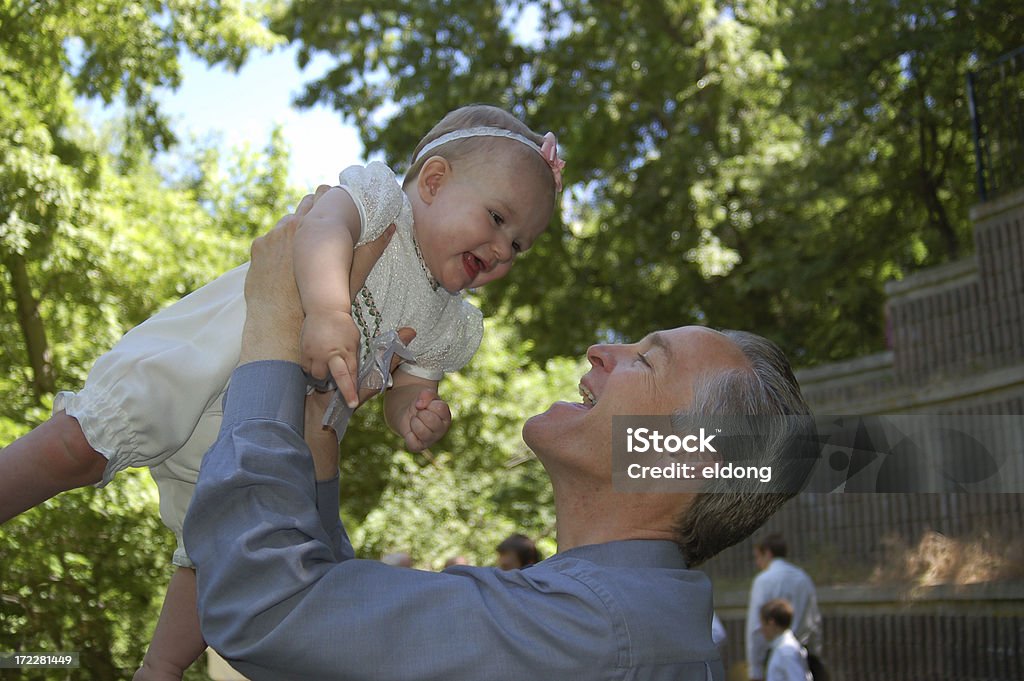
[672,330,812,567]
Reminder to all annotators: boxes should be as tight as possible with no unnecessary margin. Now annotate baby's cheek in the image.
[476,262,514,287]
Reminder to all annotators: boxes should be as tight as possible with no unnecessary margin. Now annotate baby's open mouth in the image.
[462,253,486,281]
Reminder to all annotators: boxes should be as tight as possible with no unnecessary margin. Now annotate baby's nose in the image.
[493,237,514,264]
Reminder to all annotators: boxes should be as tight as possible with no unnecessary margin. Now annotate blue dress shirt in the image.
[184,361,724,681]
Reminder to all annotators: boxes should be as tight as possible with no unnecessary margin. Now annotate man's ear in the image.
[417,156,451,205]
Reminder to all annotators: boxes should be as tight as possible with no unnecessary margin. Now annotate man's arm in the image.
[184,370,619,680]
[184,363,619,680]
[183,199,620,680]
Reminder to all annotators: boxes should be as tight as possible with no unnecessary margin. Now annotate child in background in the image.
[759,599,814,681]
[0,103,564,680]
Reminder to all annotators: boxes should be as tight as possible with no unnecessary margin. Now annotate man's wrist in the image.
[240,311,302,364]
[223,361,307,434]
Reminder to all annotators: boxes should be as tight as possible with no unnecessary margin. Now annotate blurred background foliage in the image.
[1,0,1021,677]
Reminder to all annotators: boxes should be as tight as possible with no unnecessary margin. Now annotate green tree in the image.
[0,129,297,679]
[738,0,1023,360]
[1,3,291,677]
[0,0,281,409]
[274,0,1023,365]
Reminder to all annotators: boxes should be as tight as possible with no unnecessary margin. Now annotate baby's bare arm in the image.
[293,186,362,318]
[384,372,451,452]
[0,412,106,523]
[293,187,365,405]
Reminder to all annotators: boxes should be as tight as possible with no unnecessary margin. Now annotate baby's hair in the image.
[404,104,554,199]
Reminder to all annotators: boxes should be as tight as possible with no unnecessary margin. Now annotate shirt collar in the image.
[770,629,797,651]
[555,540,688,569]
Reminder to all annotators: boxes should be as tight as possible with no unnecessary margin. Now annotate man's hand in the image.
[396,390,452,452]
[304,326,416,479]
[240,194,309,364]
[241,186,396,367]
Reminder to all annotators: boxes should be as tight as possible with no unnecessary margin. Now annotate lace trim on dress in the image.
[412,233,441,292]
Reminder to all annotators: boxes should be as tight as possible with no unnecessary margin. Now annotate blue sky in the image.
[154,45,365,188]
[141,6,543,189]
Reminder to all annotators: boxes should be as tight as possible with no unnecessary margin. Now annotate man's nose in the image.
[586,344,619,370]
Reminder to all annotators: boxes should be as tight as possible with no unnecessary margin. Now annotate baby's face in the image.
[411,151,554,293]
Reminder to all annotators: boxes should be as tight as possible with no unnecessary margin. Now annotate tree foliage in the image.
[0,0,281,410]
[276,0,1023,365]
[4,1,1023,676]
[1,2,288,677]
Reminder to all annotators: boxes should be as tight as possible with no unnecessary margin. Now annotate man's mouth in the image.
[462,253,485,282]
[578,383,597,408]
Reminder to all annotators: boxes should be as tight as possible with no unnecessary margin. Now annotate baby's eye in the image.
[512,240,522,253]
[489,210,505,226]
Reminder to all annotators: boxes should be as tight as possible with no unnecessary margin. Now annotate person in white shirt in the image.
[759,598,812,681]
[745,533,822,681]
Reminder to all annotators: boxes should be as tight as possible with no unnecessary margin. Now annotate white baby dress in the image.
[54,162,483,566]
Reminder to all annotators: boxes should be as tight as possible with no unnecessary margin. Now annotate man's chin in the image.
[522,411,545,449]
[523,401,590,447]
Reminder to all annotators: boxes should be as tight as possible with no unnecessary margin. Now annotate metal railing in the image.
[968,46,1024,201]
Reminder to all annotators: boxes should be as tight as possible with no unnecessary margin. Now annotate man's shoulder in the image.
[773,559,813,580]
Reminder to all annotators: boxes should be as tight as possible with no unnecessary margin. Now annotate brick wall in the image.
[796,185,1024,415]
[704,188,1024,680]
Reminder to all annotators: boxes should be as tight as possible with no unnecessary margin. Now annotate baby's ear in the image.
[417,156,451,204]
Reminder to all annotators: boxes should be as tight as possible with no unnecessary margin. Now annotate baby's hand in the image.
[398,389,452,452]
[301,309,361,407]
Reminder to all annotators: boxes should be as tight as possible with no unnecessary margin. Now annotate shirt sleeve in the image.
[799,581,823,656]
[337,162,406,246]
[314,475,350,562]
[746,576,769,680]
[184,361,620,681]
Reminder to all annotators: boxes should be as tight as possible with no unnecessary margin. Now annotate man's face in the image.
[754,547,772,571]
[523,326,751,478]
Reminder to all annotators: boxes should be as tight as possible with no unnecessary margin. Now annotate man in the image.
[183,190,812,680]
[745,534,822,681]
[758,599,813,681]
[495,533,541,570]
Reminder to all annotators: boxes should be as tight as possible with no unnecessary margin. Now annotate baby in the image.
[0,104,564,680]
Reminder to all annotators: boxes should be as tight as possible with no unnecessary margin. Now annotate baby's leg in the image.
[0,411,106,523]
[133,567,206,681]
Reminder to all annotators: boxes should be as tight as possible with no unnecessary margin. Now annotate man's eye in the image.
[490,210,505,225]
[636,352,651,367]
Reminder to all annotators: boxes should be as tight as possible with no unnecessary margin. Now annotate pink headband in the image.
[413,126,566,192]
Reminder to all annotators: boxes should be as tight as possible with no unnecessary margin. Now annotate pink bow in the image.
[540,132,566,192]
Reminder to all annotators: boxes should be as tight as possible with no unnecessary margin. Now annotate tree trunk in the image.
[3,253,55,400]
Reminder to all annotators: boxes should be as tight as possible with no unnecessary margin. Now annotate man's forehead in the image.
[643,331,676,361]
[642,326,729,350]
[645,326,749,372]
